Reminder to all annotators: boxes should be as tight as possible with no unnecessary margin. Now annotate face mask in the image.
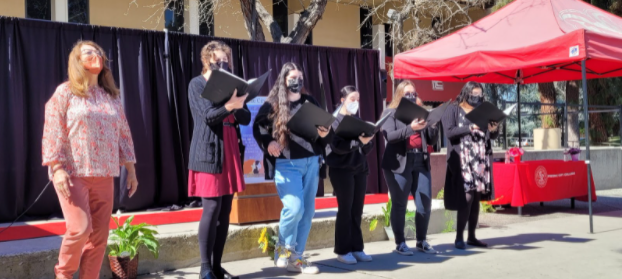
[287,78,303,93]
[467,95,483,107]
[83,55,103,75]
[346,101,359,114]
[209,61,230,72]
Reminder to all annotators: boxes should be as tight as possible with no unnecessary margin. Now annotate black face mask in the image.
[467,95,483,107]
[287,78,304,94]
[209,61,230,72]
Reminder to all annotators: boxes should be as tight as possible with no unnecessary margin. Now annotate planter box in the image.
[533,128,562,150]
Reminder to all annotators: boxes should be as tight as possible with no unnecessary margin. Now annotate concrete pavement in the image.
[140,209,622,279]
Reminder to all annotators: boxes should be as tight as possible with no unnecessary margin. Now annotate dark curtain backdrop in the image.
[0,17,385,222]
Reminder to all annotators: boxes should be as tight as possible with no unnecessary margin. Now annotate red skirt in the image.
[188,115,245,198]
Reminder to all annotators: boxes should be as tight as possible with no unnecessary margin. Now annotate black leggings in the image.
[456,190,481,242]
[198,195,233,270]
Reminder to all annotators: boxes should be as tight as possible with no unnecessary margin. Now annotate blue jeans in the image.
[274,156,320,254]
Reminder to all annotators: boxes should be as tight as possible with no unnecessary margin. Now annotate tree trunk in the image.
[538,82,557,128]
[239,0,266,41]
[587,79,609,143]
[566,80,580,146]
[246,0,327,44]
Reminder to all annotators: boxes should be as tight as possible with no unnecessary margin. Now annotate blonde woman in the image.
[42,41,137,279]
[380,80,439,256]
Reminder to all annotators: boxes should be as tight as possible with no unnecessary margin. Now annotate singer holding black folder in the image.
[381,80,439,256]
[441,81,499,250]
[326,86,374,265]
[252,62,331,275]
[188,41,249,279]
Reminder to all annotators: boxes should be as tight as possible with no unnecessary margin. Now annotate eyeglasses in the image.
[81,49,102,58]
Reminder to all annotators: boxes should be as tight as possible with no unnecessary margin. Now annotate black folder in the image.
[334,114,391,139]
[394,99,451,126]
[465,102,515,131]
[287,102,336,141]
[201,69,270,105]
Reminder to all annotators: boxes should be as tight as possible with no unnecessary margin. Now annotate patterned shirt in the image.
[42,82,136,179]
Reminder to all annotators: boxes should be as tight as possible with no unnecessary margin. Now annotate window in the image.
[199,0,214,36]
[360,7,373,49]
[165,0,184,32]
[26,0,51,20]
[385,23,393,57]
[273,0,288,35]
[68,0,89,24]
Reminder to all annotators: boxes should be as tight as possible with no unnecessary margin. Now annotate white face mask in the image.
[346,101,359,115]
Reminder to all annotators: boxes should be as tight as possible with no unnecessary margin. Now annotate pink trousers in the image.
[54,177,114,279]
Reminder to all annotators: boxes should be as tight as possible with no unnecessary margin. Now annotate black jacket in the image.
[252,94,331,180]
[187,75,250,174]
[441,103,499,210]
[380,108,439,174]
[326,113,374,174]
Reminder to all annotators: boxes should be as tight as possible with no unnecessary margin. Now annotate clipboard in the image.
[394,98,451,126]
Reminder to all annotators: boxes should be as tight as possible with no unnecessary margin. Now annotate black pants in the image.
[198,195,233,270]
[383,153,432,244]
[456,190,481,242]
[329,169,367,255]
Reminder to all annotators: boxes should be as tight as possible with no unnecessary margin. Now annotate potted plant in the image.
[506,147,525,163]
[565,147,582,161]
[369,199,416,240]
[108,215,160,279]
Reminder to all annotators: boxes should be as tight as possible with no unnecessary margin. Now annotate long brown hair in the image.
[387,80,415,109]
[266,62,306,148]
[68,41,119,97]
[200,40,233,75]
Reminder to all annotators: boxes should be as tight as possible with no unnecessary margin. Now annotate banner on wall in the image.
[241,97,268,183]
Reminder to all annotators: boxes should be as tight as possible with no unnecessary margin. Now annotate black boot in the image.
[217,267,239,279]
[199,263,218,279]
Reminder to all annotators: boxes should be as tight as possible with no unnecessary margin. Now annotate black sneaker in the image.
[416,240,438,254]
[394,242,414,256]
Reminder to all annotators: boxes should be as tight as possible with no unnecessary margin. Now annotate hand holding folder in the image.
[465,102,516,131]
[394,98,451,127]
[286,102,335,141]
[201,69,270,105]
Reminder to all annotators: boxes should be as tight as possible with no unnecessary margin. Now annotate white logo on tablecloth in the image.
[432,81,444,91]
[535,166,548,188]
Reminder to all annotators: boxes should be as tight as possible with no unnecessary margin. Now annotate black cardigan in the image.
[441,103,499,211]
[380,108,439,174]
[187,75,251,174]
[326,113,374,174]
[252,94,331,180]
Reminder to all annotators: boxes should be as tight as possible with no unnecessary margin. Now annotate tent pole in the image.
[581,59,593,234]
[516,82,522,216]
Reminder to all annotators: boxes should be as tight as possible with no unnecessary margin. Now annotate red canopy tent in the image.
[394,0,622,232]
[394,0,622,84]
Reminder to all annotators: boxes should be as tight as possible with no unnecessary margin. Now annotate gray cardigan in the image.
[187,75,250,174]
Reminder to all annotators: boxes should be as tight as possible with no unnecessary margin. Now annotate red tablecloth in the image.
[490,160,597,207]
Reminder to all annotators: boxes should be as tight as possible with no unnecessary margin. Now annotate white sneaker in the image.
[287,258,320,274]
[394,242,414,256]
[352,251,373,262]
[337,253,357,264]
[274,247,289,268]
[416,240,438,254]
